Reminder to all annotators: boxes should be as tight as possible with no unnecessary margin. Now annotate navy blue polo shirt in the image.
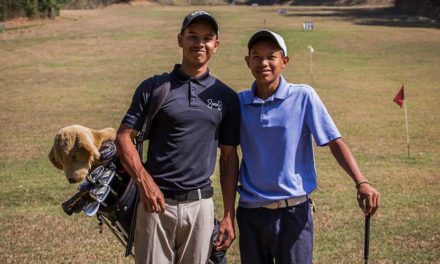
[121,65,240,191]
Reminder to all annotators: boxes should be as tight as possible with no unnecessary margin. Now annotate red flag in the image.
[393,85,405,107]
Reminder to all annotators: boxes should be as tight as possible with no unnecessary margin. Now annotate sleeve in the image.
[218,91,241,146]
[305,88,341,146]
[120,78,154,132]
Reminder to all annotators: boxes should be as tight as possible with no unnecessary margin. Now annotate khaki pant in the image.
[134,198,214,264]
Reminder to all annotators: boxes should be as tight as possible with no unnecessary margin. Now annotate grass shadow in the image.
[285,6,440,29]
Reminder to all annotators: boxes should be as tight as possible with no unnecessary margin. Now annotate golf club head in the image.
[99,141,117,163]
[89,185,111,203]
[87,165,105,184]
[83,200,100,217]
[107,161,116,171]
[98,169,116,187]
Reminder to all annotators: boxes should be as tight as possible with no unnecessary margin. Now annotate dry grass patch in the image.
[1,3,439,263]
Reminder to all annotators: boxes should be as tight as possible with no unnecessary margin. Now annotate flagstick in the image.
[310,51,314,85]
[307,45,314,85]
[403,100,410,158]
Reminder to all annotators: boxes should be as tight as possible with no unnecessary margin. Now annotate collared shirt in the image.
[238,76,341,208]
[121,65,240,191]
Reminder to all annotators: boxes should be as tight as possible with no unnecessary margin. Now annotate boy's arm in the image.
[115,124,165,213]
[214,145,239,251]
[328,138,381,216]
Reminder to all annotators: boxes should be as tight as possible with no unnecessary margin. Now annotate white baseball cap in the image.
[247,29,287,56]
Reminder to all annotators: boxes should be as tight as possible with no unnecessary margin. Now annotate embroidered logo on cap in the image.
[190,10,211,17]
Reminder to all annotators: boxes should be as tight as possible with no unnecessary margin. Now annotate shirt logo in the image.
[207,99,223,111]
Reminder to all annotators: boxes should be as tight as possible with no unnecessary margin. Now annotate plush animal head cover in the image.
[49,125,116,183]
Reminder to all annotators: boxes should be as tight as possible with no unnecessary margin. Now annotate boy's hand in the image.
[137,174,166,213]
[357,183,380,216]
[214,215,235,251]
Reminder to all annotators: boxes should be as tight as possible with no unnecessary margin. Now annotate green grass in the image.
[1,3,439,263]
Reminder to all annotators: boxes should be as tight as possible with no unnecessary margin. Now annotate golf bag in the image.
[61,141,137,253]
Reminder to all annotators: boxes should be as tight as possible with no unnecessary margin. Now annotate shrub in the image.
[0,0,70,21]
[0,0,131,21]
[394,0,440,21]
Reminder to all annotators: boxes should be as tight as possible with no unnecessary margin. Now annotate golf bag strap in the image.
[125,183,139,257]
[126,72,171,257]
[136,72,171,143]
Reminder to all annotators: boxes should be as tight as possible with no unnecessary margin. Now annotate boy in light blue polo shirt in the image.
[237,30,381,264]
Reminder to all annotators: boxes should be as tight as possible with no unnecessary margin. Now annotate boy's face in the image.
[178,20,219,68]
[245,40,289,86]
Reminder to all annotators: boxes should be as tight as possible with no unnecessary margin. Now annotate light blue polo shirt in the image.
[238,76,341,208]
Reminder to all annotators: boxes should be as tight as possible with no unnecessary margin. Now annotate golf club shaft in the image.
[364,214,371,264]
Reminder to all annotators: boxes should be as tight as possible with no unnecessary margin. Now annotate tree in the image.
[394,0,440,21]
[0,0,71,21]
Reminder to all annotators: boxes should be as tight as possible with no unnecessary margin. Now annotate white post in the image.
[307,45,314,85]
[403,99,410,158]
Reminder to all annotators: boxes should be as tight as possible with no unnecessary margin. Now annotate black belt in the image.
[161,185,213,201]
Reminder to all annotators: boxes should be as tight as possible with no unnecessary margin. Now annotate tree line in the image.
[0,0,129,21]
[395,0,439,21]
[1,0,438,22]
[1,0,69,20]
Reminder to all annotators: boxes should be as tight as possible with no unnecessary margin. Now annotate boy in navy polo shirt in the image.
[236,29,381,264]
[116,11,240,264]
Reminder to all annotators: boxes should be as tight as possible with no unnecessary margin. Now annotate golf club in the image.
[364,214,371,264]
[78,180,93,191]
[83,200,100,217]
[98,168,116,186]
[87,165,105,183]
[62,181,94,215]
[99,141,117,163]
[89,184,111,203]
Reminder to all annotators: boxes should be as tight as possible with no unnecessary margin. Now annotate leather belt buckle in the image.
[263,195,308,210]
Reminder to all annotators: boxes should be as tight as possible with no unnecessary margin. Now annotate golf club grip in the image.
[62,189,90,215]
[364,214,371,263]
